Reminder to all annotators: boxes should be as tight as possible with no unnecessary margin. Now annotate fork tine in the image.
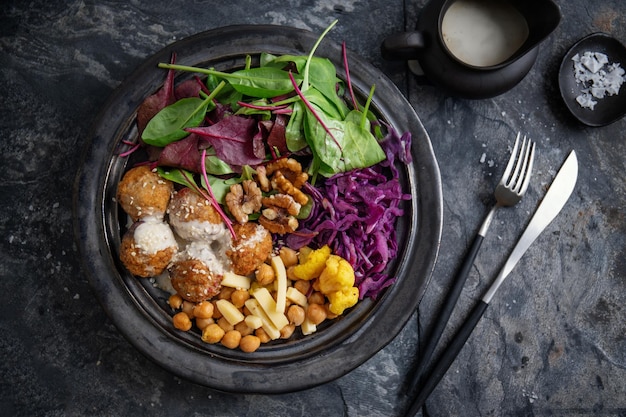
[501,132,521,185]
[510,136,530,192]
[508,135,529,189]
[516,139,536,195]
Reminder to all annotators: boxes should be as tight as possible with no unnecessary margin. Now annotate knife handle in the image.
[405,300,489,416]
[407,233,484,394]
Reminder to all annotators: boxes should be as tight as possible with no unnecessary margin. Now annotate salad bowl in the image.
[73,25,442,393]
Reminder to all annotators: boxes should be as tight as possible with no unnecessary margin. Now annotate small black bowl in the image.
[559,32,626,127]
[73,25,443,394]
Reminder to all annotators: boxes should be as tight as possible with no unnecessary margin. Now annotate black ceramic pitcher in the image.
[381,0,561,99]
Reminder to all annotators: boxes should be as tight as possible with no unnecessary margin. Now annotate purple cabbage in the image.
[287,126,412,299]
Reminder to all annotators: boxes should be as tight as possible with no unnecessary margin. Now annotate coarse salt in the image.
[572,51,626,110]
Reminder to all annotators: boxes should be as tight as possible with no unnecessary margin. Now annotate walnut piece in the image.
[266,158,309,188]
[255,165,271,192]
[265,158,309,206]
[271,170,309,206]
[225,180,262,224]
[259,193,300,234]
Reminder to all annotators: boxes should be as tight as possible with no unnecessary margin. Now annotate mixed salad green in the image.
[121,21,412,299]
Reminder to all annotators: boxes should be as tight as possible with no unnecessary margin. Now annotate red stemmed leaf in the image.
[157,133,203,173]
[136,53,177,135]
[187,115,264,167]
[267,113,288,155]
[174,77,207,100]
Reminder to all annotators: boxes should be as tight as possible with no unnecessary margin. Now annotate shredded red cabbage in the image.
[287,126,412,299]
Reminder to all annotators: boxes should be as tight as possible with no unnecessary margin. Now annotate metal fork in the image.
[406,132,535,395]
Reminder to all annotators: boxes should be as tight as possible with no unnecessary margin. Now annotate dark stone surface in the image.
[1,0,624,416]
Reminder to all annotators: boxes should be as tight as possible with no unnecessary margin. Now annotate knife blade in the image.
[482,149,578,303]
[405,150,578,416]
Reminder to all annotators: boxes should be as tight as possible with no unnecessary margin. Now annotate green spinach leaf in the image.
[142,97,209,146]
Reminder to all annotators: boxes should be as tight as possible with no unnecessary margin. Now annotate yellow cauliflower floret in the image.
[292,245,331,280]
[318,255,355,295]
[327,287,359,315]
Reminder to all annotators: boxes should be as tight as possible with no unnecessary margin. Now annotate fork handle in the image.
[405,300,489,416]
[406,232,484,394]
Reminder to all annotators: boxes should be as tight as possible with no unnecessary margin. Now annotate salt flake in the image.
[573,51,626,110]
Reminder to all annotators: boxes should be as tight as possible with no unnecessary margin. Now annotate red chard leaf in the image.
[157,133,203,173]
[174,78,204,100]
[187,115,264,167]
[252,123,266,159]
[136,53,177,135]
[267,113,288,155]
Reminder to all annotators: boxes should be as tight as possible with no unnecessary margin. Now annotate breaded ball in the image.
[119,218,178,278]
[227,223,272,276]
[117,165,173,222]
[167,187,228,242]
[170,257,222,303]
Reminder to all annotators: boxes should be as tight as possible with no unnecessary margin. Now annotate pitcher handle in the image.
[381,32,426,60]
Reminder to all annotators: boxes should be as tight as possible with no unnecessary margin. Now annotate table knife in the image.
[406,150,578,416]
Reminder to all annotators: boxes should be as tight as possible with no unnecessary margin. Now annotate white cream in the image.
[231,224,267,251]
[441,0,529,67]
[170,217,230,242]
[152,271,177,294]
[182,240,230,276]
[133,218,178,254]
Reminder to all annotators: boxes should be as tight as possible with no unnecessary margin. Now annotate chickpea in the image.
[287,304,305,326]
[280,323,296,339]
[307,303,327,325]
[168,293,183,310]
[235,321,254,337]
[308,291,325,305]
[240,335,261,353]
[279,247,298,267]
[255,328,271,344]
[202,323,225,344]
[182,301,196,319]
[212,301,223,319]
[325,303,339,320]
[298,246,313,263]
[231,289,250,309]
[217,316,234,332]
[255,263,275,286]
[195,317,215,331]
[286,266,298,281]
[193,301,214,319]
[219,286,235,300]
[283,298,292,313]
[293,279,311,296]
[221,330,242,349]
[312,279,321,292]
[172,312,192,331]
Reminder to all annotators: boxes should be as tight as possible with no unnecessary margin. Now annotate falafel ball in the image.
[227,222,272,276]
[169,243,224,302]
[167,187,229,242]
[117,165,174,222]
[119,218,178,278]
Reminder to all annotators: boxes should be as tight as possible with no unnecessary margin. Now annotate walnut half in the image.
[225,180,262,224]
[258,194,300,234]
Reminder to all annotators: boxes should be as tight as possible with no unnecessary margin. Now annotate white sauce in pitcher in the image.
[441,0,529,67]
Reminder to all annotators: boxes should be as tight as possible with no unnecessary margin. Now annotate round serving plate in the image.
[73,25,443,394]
